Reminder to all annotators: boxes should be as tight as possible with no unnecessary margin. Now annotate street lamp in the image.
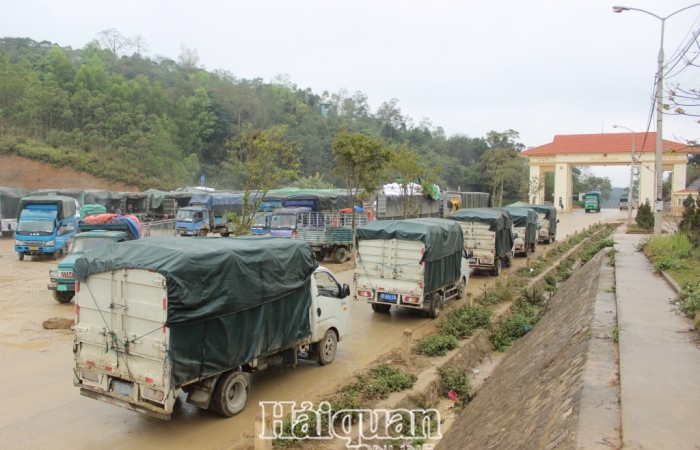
[613,125,636,224]
[613,3,700,235]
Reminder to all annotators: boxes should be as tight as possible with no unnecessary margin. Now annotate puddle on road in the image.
[2,340,51,350]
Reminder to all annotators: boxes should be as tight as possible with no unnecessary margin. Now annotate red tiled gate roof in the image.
[520,133,691,156]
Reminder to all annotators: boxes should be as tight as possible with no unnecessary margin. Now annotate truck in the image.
[0,187,30,237]
[72,236,351,419]
[269,207,312,238]
[584,191,602,213]
[448,208,515,276]
[374,193,440,220]
[440,191,491,216]
[176,193,243,237]
[508,202,558,244]
[502,206,539,257]
[296,211,369,263]
[619,195,636,210]
[269,192,356,238]
[250,212,273,235]
[47,221,140,304]
[354,218,468,319]
[14,195,79,260]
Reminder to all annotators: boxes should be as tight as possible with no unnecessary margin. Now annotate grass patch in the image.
[477,281,515,306]
[641,233,700,286]
[491,299,541,352]
[626,224,652,234]
[677,281,700,319]
[612,324,620,343]
[437,366,477,412]
[606,248,616,267]
[438,305,492,339]
[414,334,458,357]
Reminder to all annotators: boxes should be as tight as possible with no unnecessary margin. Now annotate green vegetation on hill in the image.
[0,35,532,194]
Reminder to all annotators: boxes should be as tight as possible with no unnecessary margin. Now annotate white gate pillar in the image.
[673,163,687,194]
[553,163,572,213]
[639,161,655,206]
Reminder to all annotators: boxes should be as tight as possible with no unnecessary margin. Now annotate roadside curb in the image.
[660,271,682,293]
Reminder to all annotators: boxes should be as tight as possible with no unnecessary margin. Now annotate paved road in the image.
[0,208,625,449]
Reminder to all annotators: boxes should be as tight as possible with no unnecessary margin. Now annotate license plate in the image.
[112,380,133,397]
[469,258,477,263]
[379,293,397,302]
[57,285,67,291]
[30,247,39,251]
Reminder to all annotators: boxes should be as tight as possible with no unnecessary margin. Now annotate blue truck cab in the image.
[250,212,273,235]
[48,229,135,303]
[15,195,79,261]
[269,207,311,238]
[176,193,240,237]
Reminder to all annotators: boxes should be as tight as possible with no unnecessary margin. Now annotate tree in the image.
[390,143,438,218]
[131,34,149,56]
[287,173,335,189]
[178,44,199,73]
[480,148,527,207]
[226,124,300,235]
[333,130,394,260]
[96,29,132,56]
[527,174,546,204]
[678,191,700,247]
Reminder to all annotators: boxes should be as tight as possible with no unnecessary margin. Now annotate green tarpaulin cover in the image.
[507,202,558,235]
[448,208,515,258]
[0,187,31,218]
[73,236,318,385]
[501,206,538,249]
[357,218,463,262]
[357,218,463,296]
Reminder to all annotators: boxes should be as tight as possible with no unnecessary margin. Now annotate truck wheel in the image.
[531,241,537,253]
[318,329,337,365]
[504,254,512,268]
[315,251,325,262]
[429,292,441,319]
[491,259,502,276]
[371,303,391,313]
[52,290,74,304]
[52,250,59,260]
[199,229,208,237]
[18,253,24,261]
[220,232,231,237]
[210,371,249,417]
[333,247,348,264]
[457,278,466,299]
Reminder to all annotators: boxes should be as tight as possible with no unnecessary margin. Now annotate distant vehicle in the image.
[269,207,311,238]
[15,196,79,260]
[448,208,515,276]
[296,211,368,263]
[584,191,602,213]
[47,220,140,303]
[619,195,637,210]
[355,218,468,319]
[509,202,559,245]
[250,212,273,235]
[502,206,539,257]
[72,237,350,419]
[176,193,241,237]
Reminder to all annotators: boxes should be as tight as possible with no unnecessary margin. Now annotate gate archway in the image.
[519,133,691,213]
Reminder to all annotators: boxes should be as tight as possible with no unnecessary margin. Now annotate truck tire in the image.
[333,247,348,264]
[429,292,441,319]
[209,371,249,417]
[199,229,208,237]
[52,290,74,304]
[531,241,537,253]
[52,250,59,260]
[18,253,24,261]
[314,251,325,262]
[504,254,512,268]
[457,278,466,299]
[220,231,231,237]
[371,303,391,313]
[318,329,337,365]
[490,259,502,276]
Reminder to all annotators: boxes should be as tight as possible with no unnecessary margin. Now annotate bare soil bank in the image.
[0,155,137,191]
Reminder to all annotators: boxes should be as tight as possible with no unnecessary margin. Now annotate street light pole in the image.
[613,125,636,224]
[613,3,700,235]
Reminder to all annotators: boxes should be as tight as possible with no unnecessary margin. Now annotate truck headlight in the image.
[15,240,23,246]
[50,270,60,278]
[45,240,55,247]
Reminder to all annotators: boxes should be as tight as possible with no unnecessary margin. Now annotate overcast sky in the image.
[3,0,699,187]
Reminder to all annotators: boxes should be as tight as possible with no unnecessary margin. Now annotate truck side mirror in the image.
[342,284,350,298]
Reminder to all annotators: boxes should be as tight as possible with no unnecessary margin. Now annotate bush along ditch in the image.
[272,363,417,448]
[437,366,477,412]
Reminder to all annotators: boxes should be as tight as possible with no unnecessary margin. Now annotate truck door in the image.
[313,271,350,340]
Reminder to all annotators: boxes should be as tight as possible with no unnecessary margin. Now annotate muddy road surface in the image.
[0,209,625,449]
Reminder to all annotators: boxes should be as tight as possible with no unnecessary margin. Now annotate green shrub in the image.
[645,233,693,260]
[414,334,458,357]
[653,257,686,273]
[437,366,476,411]
[677,281,700,318]
[491,300,540,352]
[438,305,492,339]
[363,365,417,399]
[520,283,547,306]
[478,281,514,306]
[636,202,654,229]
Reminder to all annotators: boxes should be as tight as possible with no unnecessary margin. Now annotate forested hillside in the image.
[0,34,527,198]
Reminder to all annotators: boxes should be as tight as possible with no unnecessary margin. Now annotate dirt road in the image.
[0,209,625,449]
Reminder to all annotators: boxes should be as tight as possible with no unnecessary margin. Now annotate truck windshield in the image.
[71,238,114,254]
[585,196,598,202]
[252,215,268,227]
[271,214,297,229]
[177,210,196,222]
[17,219,55,235]
[620,197,628,202]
